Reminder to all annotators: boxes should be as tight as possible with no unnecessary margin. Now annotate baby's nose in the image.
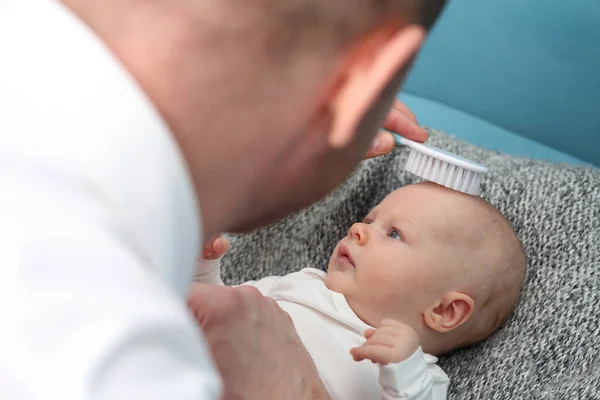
[348,223,368,245]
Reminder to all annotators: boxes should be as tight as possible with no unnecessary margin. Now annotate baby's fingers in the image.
[203,235,230,259]
[364,328,376,339]
[350,345,393,365]
[363,330,398,348]
[213,236,230,256]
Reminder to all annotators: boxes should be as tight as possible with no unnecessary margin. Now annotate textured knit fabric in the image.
[220,129,600,399]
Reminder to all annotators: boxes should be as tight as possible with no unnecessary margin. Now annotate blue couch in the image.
[399,0,600,167]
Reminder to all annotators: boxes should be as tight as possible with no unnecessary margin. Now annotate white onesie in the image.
[195,260,449,400]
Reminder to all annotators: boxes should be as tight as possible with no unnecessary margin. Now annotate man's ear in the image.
[327,24,426,149]
[423,292,475,333]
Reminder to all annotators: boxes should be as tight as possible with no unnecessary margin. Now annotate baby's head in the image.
[326,182,525,355]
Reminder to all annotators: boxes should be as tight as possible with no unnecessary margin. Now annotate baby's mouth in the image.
[337,244,355,268]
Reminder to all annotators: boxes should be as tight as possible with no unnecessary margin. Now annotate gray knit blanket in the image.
[220,130,600,399]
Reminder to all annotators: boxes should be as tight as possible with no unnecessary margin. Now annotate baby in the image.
[192,182,526,399]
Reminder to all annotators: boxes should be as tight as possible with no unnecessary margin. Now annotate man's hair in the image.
[412,0,449,29]
[206,0,447,60]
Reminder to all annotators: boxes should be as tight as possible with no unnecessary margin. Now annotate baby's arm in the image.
[192,235,282,295]
[377,350,448,400]
[193,235,229,285]
[350,319,449,400]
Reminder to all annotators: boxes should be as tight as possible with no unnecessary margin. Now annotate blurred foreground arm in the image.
[189,283,332,400]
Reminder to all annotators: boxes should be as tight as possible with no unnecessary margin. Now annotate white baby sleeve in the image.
[193,257,225,285]
[378,347,449,400]
[192,257,283,297]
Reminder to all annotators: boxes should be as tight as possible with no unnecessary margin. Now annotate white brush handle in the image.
[392,133,412,147]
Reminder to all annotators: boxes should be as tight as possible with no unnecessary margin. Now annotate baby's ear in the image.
[423,292,474,333]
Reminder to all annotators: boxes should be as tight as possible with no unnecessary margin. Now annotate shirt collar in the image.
[330,289,373,330]
[0,0,201,296]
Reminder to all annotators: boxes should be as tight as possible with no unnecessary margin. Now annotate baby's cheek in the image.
[362,272,402,303]
[377,258,409,284]
[415,262,449,290]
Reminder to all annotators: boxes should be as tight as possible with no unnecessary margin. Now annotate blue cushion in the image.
[400,0,600,166]
[399,93,589,166]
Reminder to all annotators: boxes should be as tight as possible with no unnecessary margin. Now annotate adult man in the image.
[0,0,446,398]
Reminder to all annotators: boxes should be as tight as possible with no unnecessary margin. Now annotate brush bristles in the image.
[405,151,484,195]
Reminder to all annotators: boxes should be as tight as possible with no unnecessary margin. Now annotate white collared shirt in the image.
[0,1,221,398]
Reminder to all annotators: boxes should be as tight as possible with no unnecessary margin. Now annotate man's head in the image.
[326,183,526,355]
[62,0,446,236]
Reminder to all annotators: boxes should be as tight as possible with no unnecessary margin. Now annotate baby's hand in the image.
[350,319,420,365]
[202,235,230,260]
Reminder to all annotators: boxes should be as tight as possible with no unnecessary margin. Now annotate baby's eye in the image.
[387,229,404,242]
[363,218,373,225]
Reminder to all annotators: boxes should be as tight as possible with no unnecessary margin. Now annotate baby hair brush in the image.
[392,133,488,196]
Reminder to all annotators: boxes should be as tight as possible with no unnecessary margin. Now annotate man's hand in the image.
[188,284,331,400]
[365,100,428,159]
[350,319,420,365]
[202,235,230,260]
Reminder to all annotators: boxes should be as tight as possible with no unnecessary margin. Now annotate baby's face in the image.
[326,182,479,329]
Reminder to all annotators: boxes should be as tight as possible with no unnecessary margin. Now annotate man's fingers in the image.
[188,284,218,321]
[364,101,428,160]
[196,284,328,398]
[383,106,428,143]
[393,99,418,124]
[188,284,235,319]
[364,130,395,159]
